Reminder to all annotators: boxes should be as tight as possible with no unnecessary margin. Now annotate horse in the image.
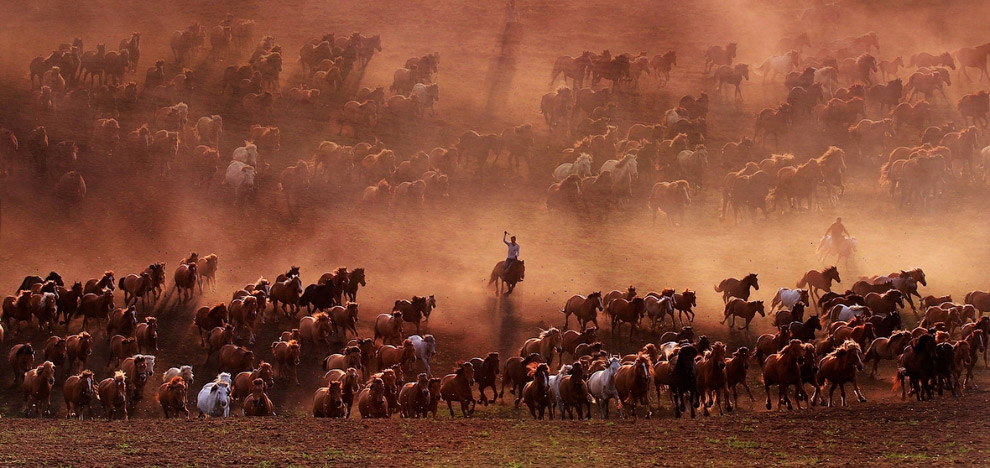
[608,297,646,339]
[242,378,274,417]
[714,273,759,303]
[169,263,197,305]
[721,299,765,330]
[198,375,232,418]
[864,330,912,378]
[15,271,63,295]
[762,340,807,410]
[705,43,737,73]
[868,310,903,338]
[119,273,153,308]
[788,314,822,343]
[896,334,938,401]
[195,304,229,347]
[726,347,754,408]
[397,374,431,418]
[329,303,359,339]
[522,363,551,420]
[696,342,731,416]
[644,293,676,331]
[229,296,260,345]
[270,340,301,385]
[772,288,809,312]
[673,289,697,325]
[561,292,603,331]
[98,371,128,420]
[501,353,544,406]
[469,352,500,405]
[553,153,593,182]
[588,356,622,419]
[556,362,592,420]
[759,50,800,84]
[23,361,57,417]
[374,312,404,346]
[158,376,190,419]
[521,328,563,369]
[269,276,303,319]
[108,335,138,369]
[797,266,841,304]
[54,282,81,325]
[810,340,866,406]
[408,335,437,377]
[676,146,709,189]
[76,291,115,333]
[394,296,435,335]
[83,271,115,295]
[713,63,750,101]
[489,260,525,296]
[106,306,137,338]
[615,354,653,419]
[440,362,475,418]
[377,339,417,374]
[599,153,638,198]
[219,346,256,376]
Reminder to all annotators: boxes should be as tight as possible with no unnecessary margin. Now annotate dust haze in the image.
[1,0,990,415]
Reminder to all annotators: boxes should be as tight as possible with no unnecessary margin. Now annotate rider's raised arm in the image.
[503,232,510,245]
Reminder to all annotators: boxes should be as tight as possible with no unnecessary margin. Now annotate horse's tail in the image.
[796,275,807,289]
[713,280,725,293]
[118,277,126,291]
[892,367,906,392]
[487,267,499,286]
[965,291,974,305]
[720,302,731,323]
[770,290,781,310]
[864,340,878,362]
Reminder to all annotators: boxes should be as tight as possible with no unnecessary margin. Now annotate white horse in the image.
[588,357,622,419]
[548,363,571,415]
[644,294,675,330]
[600,154,638,196]
[815,67,839,96]
[232,143,258,166]
[553,153,592,182]
[829,304,869,324]
[771,288,808,311]
[196,376,232,418]
[676,146,709,188]
[225,160,257,206]
[817,235,857,268]
[411,82,439,116]
[759,51,800,84]
[407,334,437,376]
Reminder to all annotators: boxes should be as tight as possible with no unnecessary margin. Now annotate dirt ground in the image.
[2,0,990,466]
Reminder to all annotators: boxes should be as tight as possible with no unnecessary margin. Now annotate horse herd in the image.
[3,254,988,421]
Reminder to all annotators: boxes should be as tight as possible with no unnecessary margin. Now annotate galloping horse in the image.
[797,266,841,305]
[489,260,525,296]
[561,292,603,331]
[714,273,759,303]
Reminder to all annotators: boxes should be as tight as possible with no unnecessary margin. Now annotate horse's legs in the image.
[852,375,867,402]
[764,382,773,410]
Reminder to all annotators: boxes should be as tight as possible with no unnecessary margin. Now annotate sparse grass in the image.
[882,452,936,461]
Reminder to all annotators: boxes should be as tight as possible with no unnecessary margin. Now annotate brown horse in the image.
[169,264,197,304]
[108,335,138,369]
[725,347,754,407]
[97,371,128,420]
[489,260,525,296]
[500,353,544,405]
[323,367,361,417]
[522,362,552,419]
[323,347,363,375]
[377,339,416,373]
[397,373,432,418]
[271,340,301,385]
[8,344,35,385]
[243,378,274,416]
[696,342,731,416]
[357,377,388,418]
[965,290,990,317]
[720,298,765,330]
[812,340,867,406]
[561,328,597,360]
[83,271,115,295]
[520,328,563,369]
[313,381,346,418]
[561,292,604,331]
[195,303,229,346]
[864,290,905,316]
[269,276,303,319]
[158,376,190,418]
[229,295,259,344]
[218,345,255,375]
[374,311,404,346]
[469,352,501,405]
[673,289,697,325]
[299,313,333,354]
[330,303,360,338]
[65,332,92,375]
[77,291,115,333]
[43,336,67,379]
[714,273,759,303]
[106,306,138,338]
[440,362,475,417]
[608,297,646,338]
[23,361,56,417]
[616,354,653,419]
[135,317,158,353]
[762,340,807,410]
[120,355,151,414]
[205,325,235,365]
[393,295,435,335]
[557,362,592,420]
[797,266,841,304]
[232,362,275,402]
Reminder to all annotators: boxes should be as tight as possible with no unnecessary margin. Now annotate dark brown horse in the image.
[500,353,544,406]
[721,298,766,330]
[557,362,592,420]
[393,295,435,335]
[762,340,807,410]
[440,362,475,418]
[561,292,603,331]
[489,260,525,296]
[714,273,759,303]
[673,289,697,325]
[616,354,653,419]
[469,352,500,406]
[608,297,646,338]
[522,362,551,419]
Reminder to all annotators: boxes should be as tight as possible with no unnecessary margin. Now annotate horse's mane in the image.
[538,328,558,339]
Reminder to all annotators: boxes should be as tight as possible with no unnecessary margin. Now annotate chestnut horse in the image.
[158,376,190,418]
[615,354,653,419]
[561,292,604,331]
[195,303,229,346]
[374,311,404,346]
[169,264,197,304]
[357,377,389,418]
[797,266,841,304]
[397,373,432,418]
[313,381,346,418]
[673,289,697,325]
[720,298,765,330]
[762,340,807,410]
[377,339,417,373]
[440,362,475,417]
[242,378,274,416]
[714,273,759,303]
[522,362,551,419]
[489,260,525,296]
[393,295,435,335]
[97,371,128,420]
[557,362,592,420]
[63,370,97,419]
[726,347,754,407]
[696,342,731,416]
[23,361,56,417]
[500,353,544,406]
[812,340,866,407]
[608,297,646,338]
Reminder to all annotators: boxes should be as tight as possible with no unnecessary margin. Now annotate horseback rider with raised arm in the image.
[503,231,520,279]
[825,217,849,241]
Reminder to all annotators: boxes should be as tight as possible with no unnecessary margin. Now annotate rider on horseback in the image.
[503,231,520,279]
[825,217,849,241]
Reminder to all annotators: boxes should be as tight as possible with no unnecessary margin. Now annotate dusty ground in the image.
[2,0,990,466]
